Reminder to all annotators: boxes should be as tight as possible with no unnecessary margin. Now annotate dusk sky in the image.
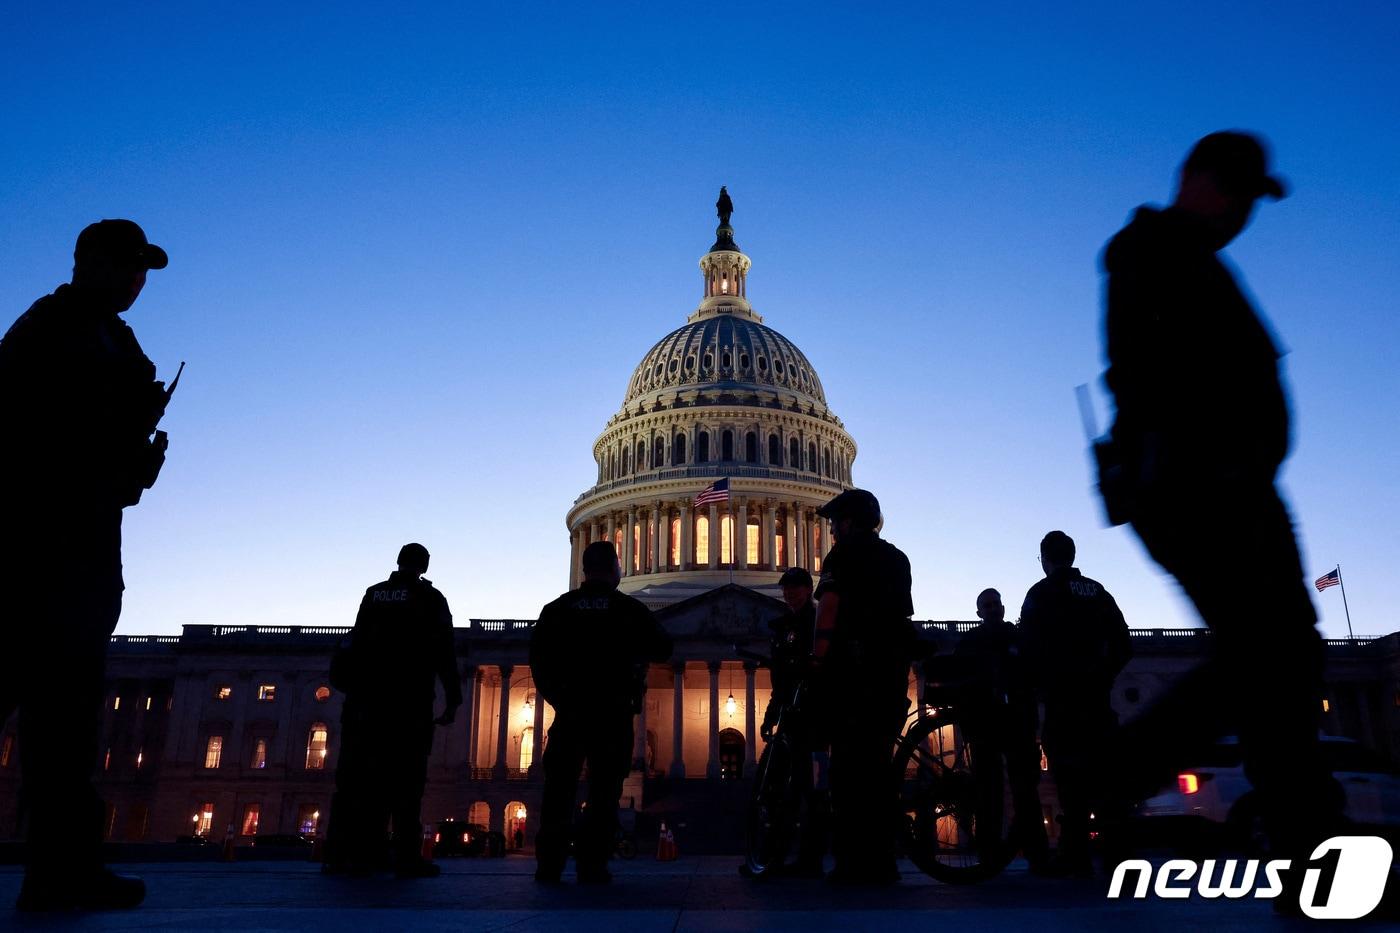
[2,1,1396,638]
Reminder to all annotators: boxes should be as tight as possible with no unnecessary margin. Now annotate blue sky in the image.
[2,1,1396,637]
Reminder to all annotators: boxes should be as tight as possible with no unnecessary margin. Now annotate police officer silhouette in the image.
[0,220,172,911]
[325,543,462,877]
[1017,531,1130,875]
[530,541,671,884]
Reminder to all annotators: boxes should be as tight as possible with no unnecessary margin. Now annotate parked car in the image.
[432,821,503,857]
[1136,735,1400,849]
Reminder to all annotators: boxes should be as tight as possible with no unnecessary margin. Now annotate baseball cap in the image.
[74,219,169,270]
[1183,131,1287,200]
[816,488,882,529]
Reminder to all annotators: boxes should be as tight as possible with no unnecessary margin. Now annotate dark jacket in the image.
[530,581,672,715]
[814,531,915,692]
[1018,568,1131,728]
[0,284,167,515]
[334,571,462,717]
[953,619,1038,738]
[762,599,816,730]
[1102,206,1291,492]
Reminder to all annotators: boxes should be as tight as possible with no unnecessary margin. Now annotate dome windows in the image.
[703,353,714,371]
[685,355,696,372]
[757,356,768,373]
[739,353,750,370]
[722,351,732,369]
[775,360,785,376]
[670,358,679,374]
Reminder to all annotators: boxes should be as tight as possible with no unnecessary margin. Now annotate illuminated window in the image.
[240,804,260,836]
[1322,698,1331,713]
[670,517,680,567]
[215,685,232,700]
[113,696,121,711]
[135,747,144,769]
[204,736,223,769]
[776,534,786,568]
[315,685,331,702]
[695,514,709,564]
[520,726,534,771]
[0,735,11,768]
[747,523,760,566]
[258,684,276,702]
[196,803,214,837]
[633,525,642,572]
[297,804,321,835]
[251,738,268,770]
[145,696,152,711]
[306,723,329,769]
[720,515,733,564]
[468,801,490,827]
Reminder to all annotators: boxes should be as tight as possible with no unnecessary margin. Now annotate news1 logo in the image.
[1108,836,1393,919]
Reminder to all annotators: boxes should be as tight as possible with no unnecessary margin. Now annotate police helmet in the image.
[816,488,882,530]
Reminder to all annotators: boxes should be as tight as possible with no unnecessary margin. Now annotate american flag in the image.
[694,477,730,507]
[1315,569,1341,592]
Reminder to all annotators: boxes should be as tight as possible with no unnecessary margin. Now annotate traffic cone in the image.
[221,823,236,862]
[656,822,678,861]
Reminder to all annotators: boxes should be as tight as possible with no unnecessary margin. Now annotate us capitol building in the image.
[1,193,1397,854]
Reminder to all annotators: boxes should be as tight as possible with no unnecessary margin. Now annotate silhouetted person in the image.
[1018,531,1130,875]
[742,567,828,879]
[1101,132,1344,889]
[325,542,461,878]
[953,588,1049,871]
[811,489,914,885]
[530,541,671,884]
[0,220,172,912]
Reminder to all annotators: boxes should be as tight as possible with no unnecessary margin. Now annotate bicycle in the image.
[892,651,1019,884]
[737,648,818,878]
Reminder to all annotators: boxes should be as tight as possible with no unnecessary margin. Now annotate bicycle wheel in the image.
[894,714,1016,884]
[744,738,797,876]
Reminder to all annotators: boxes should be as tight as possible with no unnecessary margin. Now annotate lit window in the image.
[633,525,641,572]
[297,805,321,835]
[251,738,267,770]
[145,696,152,711]
[695,514,709,564]
[520,726,534,771]
[136,747,144,769]
[241,804,260,836]
[1322,698,1331,713]
[315,685,331,702]
[113,696,121,711]
[215,686,232,700]
[196,803,214,837]
[204,736,223,769]
[720,515,733,564]
[747,523,760,566]
[258,684,276,702]
[0,735,12,768]
[305,723,329,769]
[670,517,680,567]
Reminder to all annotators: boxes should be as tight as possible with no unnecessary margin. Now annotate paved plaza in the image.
[1,855,1385,931]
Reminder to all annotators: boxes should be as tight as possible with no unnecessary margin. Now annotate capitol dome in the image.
[565,189,857,606]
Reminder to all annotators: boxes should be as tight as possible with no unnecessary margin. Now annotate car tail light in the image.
[462,833,469,842]
[1177,772,1200,795]
[434,832,441,843]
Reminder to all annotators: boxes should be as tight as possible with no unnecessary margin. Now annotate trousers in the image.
[536,706,633,874]
[326,702,433,867]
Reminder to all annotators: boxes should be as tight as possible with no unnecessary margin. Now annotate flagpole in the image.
[1336,564,1355,640]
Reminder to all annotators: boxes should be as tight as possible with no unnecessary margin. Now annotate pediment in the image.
[654,584,786,642]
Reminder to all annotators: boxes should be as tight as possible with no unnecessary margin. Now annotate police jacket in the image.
[530,581,672,715]
[335,571,462,716]
[1103,206,1291,491]
[1018,567,1131,715]
[814,531,915,689]
[762,599,816,729]
[952,619,1038,738]
[0,284,167,515]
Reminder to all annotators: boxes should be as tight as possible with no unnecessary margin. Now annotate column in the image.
[658,503,671,571]
[680,500,693,571]
[632,685,649,771]
[669,663,686,778]
[468,669,485,772]
[529,698,545,778]
[493,665,513,777]
[605,512,616,555]
[568,528,580,589]
[707,662,721,780]
[743,663,757,776]
[650,501,662,573]
[459,665,478,772]
[762,499,776,571]
[708,502,720,569]
[735,496,748,571]
[785,507,797,571]
[623,507,637,576]
[796,504,807,570]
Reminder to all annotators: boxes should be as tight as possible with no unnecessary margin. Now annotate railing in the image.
[574,464,848,504]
